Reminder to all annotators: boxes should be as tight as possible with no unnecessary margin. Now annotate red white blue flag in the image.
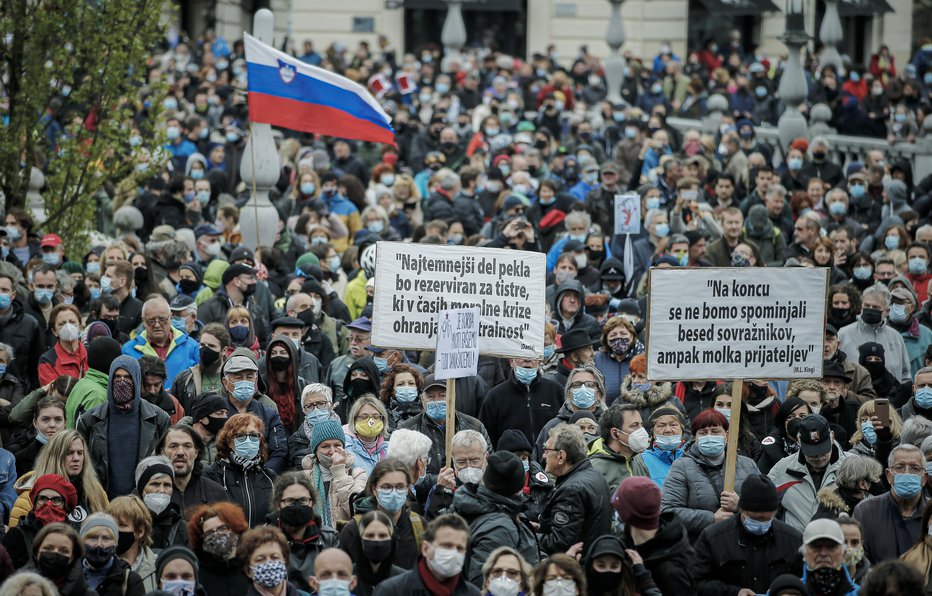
[243,33,395,145]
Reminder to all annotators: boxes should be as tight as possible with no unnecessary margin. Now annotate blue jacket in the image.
[343,430,389,477]
[0,448,17,521]
[639,445,685,488]
[122,327,200,387]
[569,180,597,202]
[800,566,858,596]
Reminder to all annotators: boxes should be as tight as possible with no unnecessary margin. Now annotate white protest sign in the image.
[371,242,545,359]
[614,193,641,236]
[646,267,828,380]
[434,307,480,380]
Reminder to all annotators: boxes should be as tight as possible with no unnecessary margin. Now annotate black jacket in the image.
[117,293,144,337]
[479,371,564,449]
[553,280,601,341]
[757,431,795,475]
[171,471,228,515]
[692,514,803,596]
[265,511,339,592]
[538,458,613,555]
[372,565,482,596]
[151,501,190,549]
[340,498,424,570]
[0,300,43,389]
[399,412,491,476]
[622,512,697,596]
[452,193,485,237]
[86,556,146,596]
[22,293,58,350]
[197,551,250,596]
[203,458,275,527]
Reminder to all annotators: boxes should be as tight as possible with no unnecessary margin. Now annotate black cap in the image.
[858,341,885,363]
[271,316,305,330]
[768,574,807,596]
[497,429,532,454]
[618,299,640,317]
[302,280,327,299]
[556,329,593,353]
[87,337,123,374]
[190,392,228,423]
[825,323,838,337]
[563,239,585,252]
[423,373,445,392]
[821,360,852,383]
[229,246,255,265]
[738,474,779,512]
[221,263,255,285]
[797,414,832,456]
[482,451,526,496]
[600,257,625,281]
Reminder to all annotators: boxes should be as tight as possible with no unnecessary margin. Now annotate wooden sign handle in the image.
[723,379,743,493]
[444,378,456,469]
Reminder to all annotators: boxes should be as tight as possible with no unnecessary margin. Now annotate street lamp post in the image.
[777,0,810,150]
[441,0,467,72]
[604,0,626,103]
[818,0,844,73]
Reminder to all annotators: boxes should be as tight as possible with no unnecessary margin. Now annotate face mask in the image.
[514,366,537,385]
[916,387,932,409]
[543,578,577,596]
[861,308,883,326]
[59,322,80,342]
[485,127,500,137]
[100,276,114,293]
[362,539,392,563]
[42,252,60,266]
[574,254,587,270]
[894,113,907,123]
[621,426,650,453]
[846,183,866,199]
[742,516,772,535]
[715,407,732,422]
[199,346,220,369]
[909,258,928,275]
[84,544,115,569]
[327,255,341,272]
[893,473,922,498]
[885,235,900,250]
[191,169,205,181]
[229,325,250,344]
[195,188,211,204]
[426,400,447,421]
[305,407,330,426]
[571,386,596,409]
[251,560,288,589]
[889,303,909,323]
[367,221,385,234]
[488,575,521,596]
[654,223,670,238]
[203,530,238,559]
[427,547,465,580]
[755,86,767,98]
[843,544,864,567]
[609,338,631,356]
[166,126,180,140]
[852,266,872,280]
[162,579,196,596]
[380,174,395,187]
[624,126,638,139]
[34,289,54,305]
[448,233,464,244]
[230,380,255,401]
[317,579,351,596]
[731,253,751,267]
[234,435,260,460]
[355,417,384,438]
[144,492,172,515]
[788,157,803,171]
[456,467,483,485]
[377,487,407,512]
[4,226,20,241]
[226,132,240,144]
[395,386,418,403]
[860,420,877,445]
[279,502,315,528]
[655,434,681,451]
[37,551,71,579]
[698,435,726,457]
[112,378,135,411]
[828,201,846,216]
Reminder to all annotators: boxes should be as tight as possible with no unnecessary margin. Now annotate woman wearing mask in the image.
[846,400,901,461]
[188,502,250,595]
[529,553,586,596]
[392,174,423,230]
[812,238,849,285]
[265,472,339,591]
[636,405,688,488]
[264,336,306,435]
[546,254,578,298]
[4,474,78,568]
[756,396,812,475]
[154,546,208,596]
[108,496,157,591]
[130,253,163,301]
[300,420,369,527]
[379,364,424,431]
[9,394,67,477]
[618,355,680,422]
[582,535,662,596]
[203,413,275,527]
[10,430,109,528]
[38,305,86,386]
[134,456,188,549]
[660,409,759,541]
[710,386,762,459]
[79,513,146,595]
[480,546,530,596]
[226,307,260,357]
[815,455,883,519]
[344,396,390,475]
[360,205,400,242]
[338,459,424,570]
[873,224,910,261]
[237,526,303,596]
[848,253,876,291]
[28,522,91,595]
[595,318,645,405]
[285,171,321,218]
[288,384,340,468]
[353,511,406,596]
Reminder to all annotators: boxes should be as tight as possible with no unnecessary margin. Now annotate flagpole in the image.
[248,122,261,250]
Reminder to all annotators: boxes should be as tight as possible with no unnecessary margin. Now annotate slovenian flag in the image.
[243,33,395,145]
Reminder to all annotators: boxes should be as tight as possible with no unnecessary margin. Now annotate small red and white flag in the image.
[395,71,416,95]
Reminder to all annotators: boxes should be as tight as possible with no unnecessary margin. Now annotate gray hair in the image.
[810,136,829,152]
[645,208,666,227]
[0,342,14,363]
[765,184,787,198]
[863,284,891,308]
[835,454,883,489]
[301,383,333,405]
[547,423,586,465]
[564,364,607,404]
[361,205,389,224]
[134,455,173,487]
[826,188,849,204]
[888,443,923,468]
[917,224,932,238]
[141,296,170,317]
[286,293,311,313]
[901,416,932,448]
[564,210,591,229]
[438,170,460,191]
[386,429,432,468]
[915,366,932,383]
[55,271,76,293]
[921,434,932,458]
[451,429,488,453]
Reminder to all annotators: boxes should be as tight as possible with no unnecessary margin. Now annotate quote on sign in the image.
[371,243,545,358]
[647,268,828,380]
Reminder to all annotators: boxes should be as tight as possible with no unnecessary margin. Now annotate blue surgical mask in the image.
[233,435,260,460]
[4,226,20,241]
[893,473,922,499]
[655,434,682,451]
[0,364,7,377]
[742,516,772,535]
[300,182,315,195]
[646,197,661,210]
[788,157,803,171]
[85,261,101,275]
[571,386,596,409]
[435,83,450,94]
[89,287,101,300]
[377,488,407,512]
[165,125,180,139]
[849,184,866,198]
[317,579,351,596]
[543,344,555,359]
[0,294,11,310]
[885,235,900,250]
[633,382,652,392]
[42,253,60,266]
[915,387,932,409]
[171,317,186,332]
[894,113,907,123]
[852,266,872,280]
[305,407,330,425]
[909,257,928,275]
[860,420,877,445]
[654,223,670,238]
[697,435,726,457]
[754,86,767,98]
[395,387,419,403]
[569,234,587,243]
[197,190,211,203]
[828,202,847,216]
[100,276,113,293]
[373,356,390,373]
[514,366,538,385]
[328,256,341,272]
[191,169,205,180]
[230,380,255,402]
[889,303,909,323]
[226,132,240,144]
[715,407,731,422]
[34,289,54,305]
[624,126,638,139]
[522,459,530,472]
[367,221,385,234]
[426,400,447,421]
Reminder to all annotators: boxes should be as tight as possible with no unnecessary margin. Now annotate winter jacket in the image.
[84,556,146,596]
[692,514,803,595]
[533,402,606,460]
[0,447,19,521]
[301,453,369,525]
[169,470,228,514]
[479,371,564,449]
[768,445,848,532]
[621,512,697,596]
[661,441,759,540]
[522,459,554,523]
[400,412,491,476]
[617,380,687,427]
[815,484,866,520]
[800,565,859,596]
[373,564,481,596]
[259,335,310,434]
[452,483,540,586]
[0,300,43,389]
[287,410,343,468]
[265,511,339,592]
[197,286,270,346]
[538,458,613,554]
[854,491,928,563]
[757,431,796,475]
[122,326,200,387]
[3,510,43,567]
[588,441,649,494]
[150,502,190,550]
[38,341,87,387]
[171,364,223,412]
[65,367,109,428]
[340,499,424,570]
[838,318,911,383]
[8,429,43,477]
[595,346,645,406]
[553,281,601,341]
[197,550,250,596]
[675,381,720,421]
[342,430,389,476]
[203,458,276,527]
[226,394,289,474]
[637,445,686,488]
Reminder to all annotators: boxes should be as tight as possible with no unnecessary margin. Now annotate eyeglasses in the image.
[235,433,261,441]
[349,334,370,344]
[35,495,64,508]
[203,525,231,539]
[357,414,383,422]
[145,317,169,326]
[568,381,598,390]
[491,568,521,580]
[453,457,484,468]
[281,497,312,507]
[304,400,330,410]
[893,465,924,475]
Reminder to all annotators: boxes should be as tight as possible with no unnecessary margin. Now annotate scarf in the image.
[311,464,332,527]
[417,558,459,596]
[231,454,263,471]
[358,435,384,456]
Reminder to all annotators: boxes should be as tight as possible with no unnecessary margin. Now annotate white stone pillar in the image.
[818,0,844,73]
[605,0,626,104]
[441,0,467,72]
[777,0,810,150]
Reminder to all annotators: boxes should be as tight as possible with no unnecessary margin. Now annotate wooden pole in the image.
[723,379,744,493]
[444,378,456,469]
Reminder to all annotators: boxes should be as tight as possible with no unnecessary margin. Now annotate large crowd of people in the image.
[2,23,932,596]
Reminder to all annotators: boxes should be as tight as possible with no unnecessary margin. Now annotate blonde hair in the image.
[107,496,153,547]
[850,400,903,444]
[347,395,389,439]
[34,430,108,513]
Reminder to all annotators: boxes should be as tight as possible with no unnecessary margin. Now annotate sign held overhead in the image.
[434,307,481,380]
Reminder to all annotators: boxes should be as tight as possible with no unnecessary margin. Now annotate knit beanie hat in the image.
[190,392,228,424]
[738,473,779,512]
[30,474,78,511]
[155,546,199,580]
[612,476,661,530]
[858,342,885,366]
[768,574,807,595]
[648,404,686,431]
[85,321,112,342]
[310,420,345,452]
[80,512,119,539]
[497,429,533,455]
[87,337,123,374]
[482,451,526,496]
[135,457,175,496]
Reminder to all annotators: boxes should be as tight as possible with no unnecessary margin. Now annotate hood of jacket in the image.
[108,354,141,415]
[620,378,673,408]
[202,259,229,291]
[629,511,693,563]
[453,482,523,519]
[816,485,852,515]
[555,279,585,320]
[343,356,381,396]
[266,334,301,386]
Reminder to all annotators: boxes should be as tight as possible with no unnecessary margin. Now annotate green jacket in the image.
[345,272,368,321]
[588,440,649,494]
[65,368,109,428]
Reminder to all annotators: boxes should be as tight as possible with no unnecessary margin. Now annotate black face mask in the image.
[786,417,802,441]
[348,378,372,398]
[830,307,850,322]
[279,503,315,527]
[297,308,316,327]
[362,539,393,563]
[179,279,201,295]
[84,544,115,569]
[200,345,220,368]
[269,356,291,372]
[102,318,119,336]
[587,570,624,594]
[37,551,71,579]
[807,567,843,593]
[117,530,136,555]
[861,307,883,326]
[204,415,227,436]
[134,267,149,286]
[863,360,886,379]
[586,249,604,263]
[241,281,257,298]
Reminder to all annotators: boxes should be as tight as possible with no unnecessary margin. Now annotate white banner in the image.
[614,193,641,236]
[371,242,546,358]
[434,307,480,380]
[646,267,828,380]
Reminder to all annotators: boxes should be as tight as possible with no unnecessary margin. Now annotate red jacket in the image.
[38,342,87,386]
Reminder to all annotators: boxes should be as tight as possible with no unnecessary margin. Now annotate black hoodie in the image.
[621,512,697,595]
[337,356,381,420]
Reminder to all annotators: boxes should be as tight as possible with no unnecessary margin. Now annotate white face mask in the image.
[311,297,323,316]
[456,467,483,485]
[621,426,650,453]
[543,578,577,596]
[427,547,465,579]
[59,323,81,342]
[488,576,521,596]
[144,492,172,515]
[206,242,222,257]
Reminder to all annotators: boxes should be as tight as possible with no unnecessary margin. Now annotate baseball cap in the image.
[346,317,372,333]
[802,518,845,546]
[193,223,223,238]
[796,414,832,456]
[169,295,195,311]
[40,233,63,248]
[423,374,445,392]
